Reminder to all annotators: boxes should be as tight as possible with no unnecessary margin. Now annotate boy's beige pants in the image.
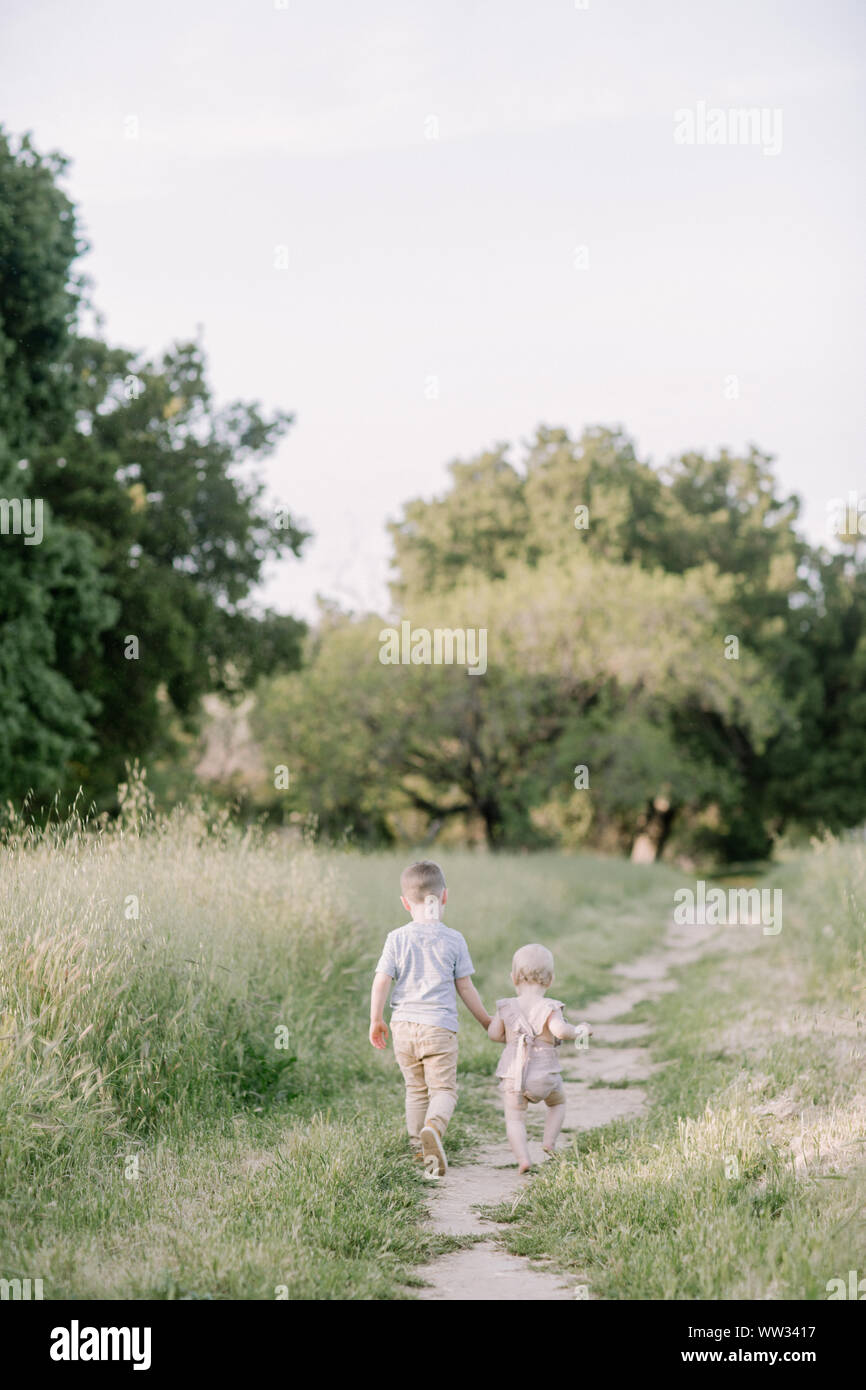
[391,1021,458,1147]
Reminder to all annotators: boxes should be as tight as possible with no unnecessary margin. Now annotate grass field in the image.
[0,803,863,1299]
[491,841,866,1298]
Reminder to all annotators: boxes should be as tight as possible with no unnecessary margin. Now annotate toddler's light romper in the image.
[494,996,567,1110]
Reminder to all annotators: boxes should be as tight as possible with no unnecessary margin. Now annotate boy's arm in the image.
[369,971,392,1049]
[456,976,492,1030]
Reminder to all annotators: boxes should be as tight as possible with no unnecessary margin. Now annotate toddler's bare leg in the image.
[542,1088,567,1153]
[504,1091,532,1172]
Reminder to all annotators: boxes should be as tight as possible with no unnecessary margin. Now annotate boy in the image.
[369,859,491,1176]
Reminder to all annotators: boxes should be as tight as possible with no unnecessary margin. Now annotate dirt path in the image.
[415,915,720,1300]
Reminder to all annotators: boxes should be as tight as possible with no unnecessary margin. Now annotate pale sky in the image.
[2,0,864,619]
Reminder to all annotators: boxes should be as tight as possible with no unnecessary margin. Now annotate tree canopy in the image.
[256,426,866,861]
[0,127,307,807]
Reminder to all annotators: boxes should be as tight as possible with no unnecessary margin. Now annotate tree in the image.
[388,446,533,598]
[0,128,85,457]
[310,423,866,860]
[253,553,782,853]
[761,550,866,839]
[253,610,401,843]
[28,335,308,805]
[0,127,309,807]
[0,129,117,799]
[0,450,119,797]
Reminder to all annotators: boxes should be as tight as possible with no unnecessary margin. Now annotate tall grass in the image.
[0,798,367,1201]
[1,798,685,1298]
[0,792,444,1298]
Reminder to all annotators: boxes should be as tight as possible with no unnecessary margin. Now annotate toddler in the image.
[487,943,591,1173]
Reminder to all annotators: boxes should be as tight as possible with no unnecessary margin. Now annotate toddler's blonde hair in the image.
[511,943,555,987]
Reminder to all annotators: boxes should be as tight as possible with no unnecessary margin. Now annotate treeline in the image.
[2,128,864,864]
[253,429,866,862]
[0,128,307,811]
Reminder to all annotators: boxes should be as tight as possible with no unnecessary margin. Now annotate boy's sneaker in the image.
[420,1125,447,1178]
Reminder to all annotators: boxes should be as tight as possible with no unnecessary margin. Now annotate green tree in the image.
[369,424,866,858]
[0,451,118,797]
[0,129,85,457]
[761,549,866,841]
[388,446,533,598]
[254,554,782,853]
[0,129,117,798]
[385,425,814,857]
[254,610,400,843]
[0,127,309,806]
[29,334,308,804]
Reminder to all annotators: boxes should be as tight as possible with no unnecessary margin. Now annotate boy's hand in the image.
[369,972,392,1049]
[456,976,492,1031]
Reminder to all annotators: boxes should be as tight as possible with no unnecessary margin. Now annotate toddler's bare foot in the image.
[518,1160,532,1175]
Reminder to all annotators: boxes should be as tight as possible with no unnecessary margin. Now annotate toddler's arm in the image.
[456,975,492,1031]
[548,1011,592,1043]
[487,1013,506,1043]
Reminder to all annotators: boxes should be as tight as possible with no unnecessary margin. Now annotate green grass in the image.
[4,799,859,1300]
[0,805,678,1299]
[489,839,866,1299]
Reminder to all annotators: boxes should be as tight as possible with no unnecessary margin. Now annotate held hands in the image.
[486,1014,505,1042]
[369,1020,389,1050]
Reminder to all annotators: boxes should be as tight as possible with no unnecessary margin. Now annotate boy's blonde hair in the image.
[400,859,446,905]
[511,943,554,987]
